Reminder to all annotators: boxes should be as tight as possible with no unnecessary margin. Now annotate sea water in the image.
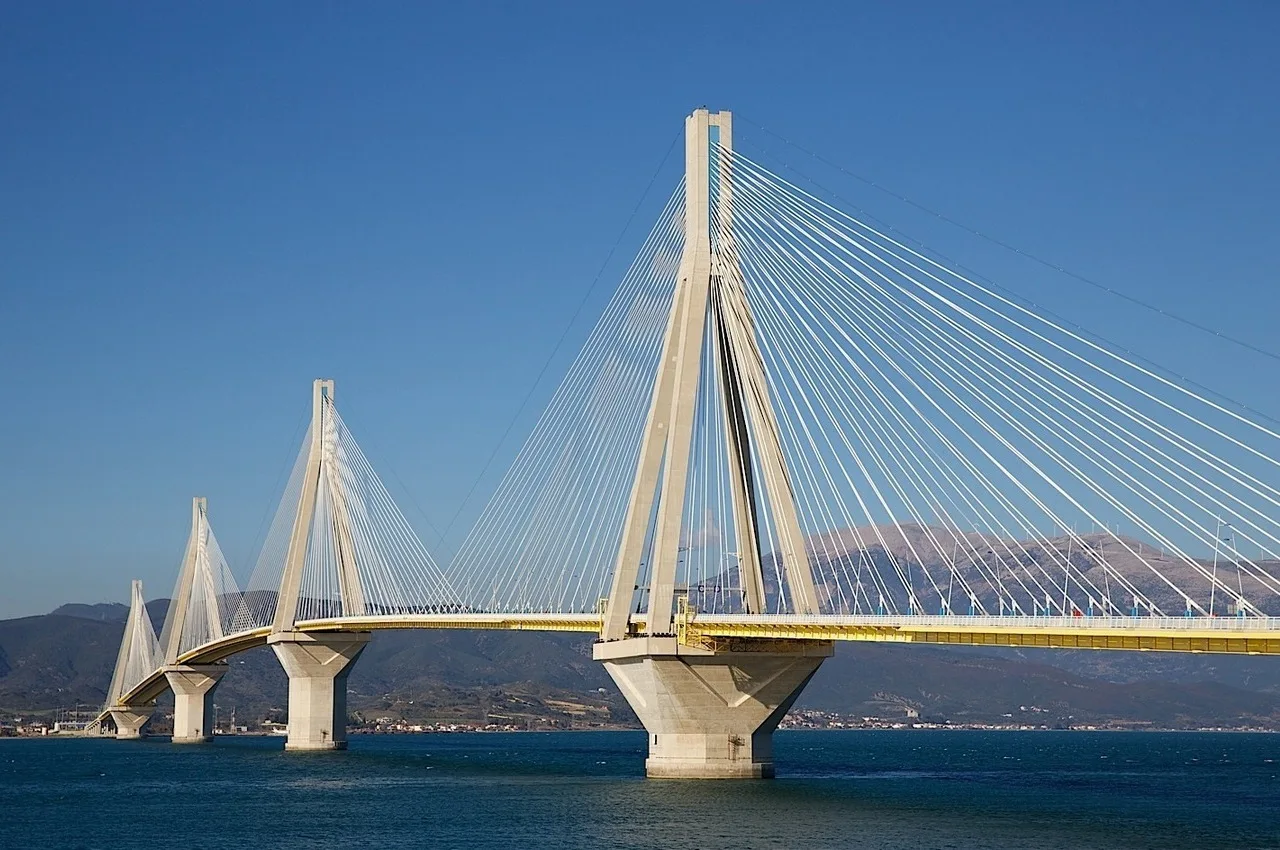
[2,730,1277,849]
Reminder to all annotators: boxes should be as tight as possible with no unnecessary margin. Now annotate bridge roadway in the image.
[112,613,1280,710]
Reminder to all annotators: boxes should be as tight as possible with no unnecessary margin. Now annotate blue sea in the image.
[2,730,1278,849]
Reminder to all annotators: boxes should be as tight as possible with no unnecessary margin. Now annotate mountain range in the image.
[2,593,1277,730]
[752,523,1280,617]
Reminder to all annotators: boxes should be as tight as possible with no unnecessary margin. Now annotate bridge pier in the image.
[108,706,154,740]
[268,631,369,751]
[594,637,832,778]
[164,664,227,743]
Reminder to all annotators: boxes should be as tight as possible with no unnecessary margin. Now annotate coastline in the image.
[5,724,1277,742]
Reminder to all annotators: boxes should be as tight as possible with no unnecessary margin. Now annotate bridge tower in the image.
[267,379,370,751]
[157,497,229,743]
[595,108,832,778]
[105,580,160,739]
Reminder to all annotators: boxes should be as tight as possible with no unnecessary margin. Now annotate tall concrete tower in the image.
[594,109,831,779]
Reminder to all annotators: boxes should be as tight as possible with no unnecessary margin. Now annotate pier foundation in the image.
[108,706,154,740]
[268,631,369,751]
[164,664,227,743]
[594,637,832,778]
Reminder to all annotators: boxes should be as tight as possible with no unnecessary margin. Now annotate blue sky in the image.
[2,1,1278,618]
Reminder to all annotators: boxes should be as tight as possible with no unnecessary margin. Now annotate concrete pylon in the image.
[268,631,369,750]
[602,108,818,641]
[594,109,831,779]
[108,706,154,740]
[595,638,832,778]
[103,579,161,740]
[267,380,371,753]
[273,379,366,633]
[164,664,228,743]
[158,498,225,666]
[157,499,227,665]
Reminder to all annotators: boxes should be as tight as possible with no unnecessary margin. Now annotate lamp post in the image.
[1211,518,1224,616]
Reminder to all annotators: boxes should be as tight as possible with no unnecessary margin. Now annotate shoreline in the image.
[4,725,1277,741]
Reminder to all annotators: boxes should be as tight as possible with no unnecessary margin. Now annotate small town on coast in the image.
[5,705,1275,739]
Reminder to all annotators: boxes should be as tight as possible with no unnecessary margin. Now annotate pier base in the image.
[268,631,369,751]
[164,664,227,743]
[594,637,832,778]
[108,706,154,740]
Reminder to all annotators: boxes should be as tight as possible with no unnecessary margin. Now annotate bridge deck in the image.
[294,612,1280,655]
[103,614,1280,720]
[685,614,1280,655]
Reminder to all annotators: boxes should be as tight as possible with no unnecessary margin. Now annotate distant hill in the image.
[953,643,1280,695]
[806,644,1279,727]
[50,603,130,621]
[3,596,1279,729]
[50,600,169,630]
[0,604,627,727]
[0,615,125,711]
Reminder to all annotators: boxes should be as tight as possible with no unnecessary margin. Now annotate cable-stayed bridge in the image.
[99,109,1280,778]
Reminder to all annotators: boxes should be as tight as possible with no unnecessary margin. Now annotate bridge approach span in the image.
[113,612,1280,712]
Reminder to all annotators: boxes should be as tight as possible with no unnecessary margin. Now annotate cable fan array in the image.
[443,144,1280,622]
[700,144,1280,618]
[156,512,244,659]
[106,580,161,705]
[110,124,1280,637]
[240,396,461,626]
[448,184,687,613]
[123,388,464,673]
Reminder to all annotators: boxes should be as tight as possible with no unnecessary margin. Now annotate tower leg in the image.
[109,706,154,740]
[164,664,228,743]
[594,637,832,778]
[268,632,369,751]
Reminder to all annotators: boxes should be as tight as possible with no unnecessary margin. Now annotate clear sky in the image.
[2,1,1278,618]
